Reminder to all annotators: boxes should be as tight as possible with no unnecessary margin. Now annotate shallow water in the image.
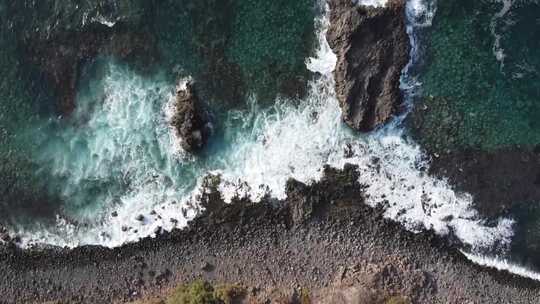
[417,0,540,151]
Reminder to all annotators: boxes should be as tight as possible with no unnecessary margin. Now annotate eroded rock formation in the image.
[327,0,410,131]
[172,81,212,153]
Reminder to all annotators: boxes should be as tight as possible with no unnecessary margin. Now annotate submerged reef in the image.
[407,1,540,214]
[407,0,540,270]
[4,0,156,116]
[3,0,316,114]
[152,0,316,106]
[327,0,410,132]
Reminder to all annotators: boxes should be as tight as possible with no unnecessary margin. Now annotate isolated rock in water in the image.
[172,81,212,153]
[326,0,410,132]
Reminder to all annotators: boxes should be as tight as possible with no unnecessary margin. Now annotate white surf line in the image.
[9,0,519,260]
[462,251,540,282]
[404,0,540,281]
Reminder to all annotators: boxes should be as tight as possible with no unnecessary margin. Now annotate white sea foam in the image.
[355,0,388,7]
[13,0,515,255]
[92,15,117,27]
[15,63,201,247]
[462,251,540,282]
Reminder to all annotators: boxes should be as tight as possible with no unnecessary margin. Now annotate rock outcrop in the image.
[0,225,10,243]
[172,81,212,153]
[327,0,410,132]
[28,29,156,116]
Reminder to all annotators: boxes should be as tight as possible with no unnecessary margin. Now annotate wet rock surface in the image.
[24,26,156,116]
[172,82,212,153]
[1,165,539,303]
[326,0,410,132]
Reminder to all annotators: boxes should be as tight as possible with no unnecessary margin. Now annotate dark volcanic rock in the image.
[1,165,540,303]
[172,81,212,153]
[5,1,157,116]
[326,0,410,132]
[0,225,10,243]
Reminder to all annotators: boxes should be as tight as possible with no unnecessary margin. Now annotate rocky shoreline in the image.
[2,1,540,303]
[2,165,540,304]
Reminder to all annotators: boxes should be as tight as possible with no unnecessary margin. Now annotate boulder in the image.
[172,81,212,153]
[326,0,410,131]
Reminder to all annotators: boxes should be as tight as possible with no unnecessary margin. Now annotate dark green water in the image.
[413,0,540,270]
[416,0,540,152]
[154,0,315,105]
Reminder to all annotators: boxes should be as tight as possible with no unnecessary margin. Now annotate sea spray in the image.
[13,0,514,255]
[15,61,200,247]
[217,1,514,249]
[463,251,540,282]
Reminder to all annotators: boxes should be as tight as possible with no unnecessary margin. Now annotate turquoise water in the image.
[411,0,540,271]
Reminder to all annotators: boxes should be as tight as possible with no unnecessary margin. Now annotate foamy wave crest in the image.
[463,251,540,281]
[14,0,514,254]
[213,1,513,250]
[354,0,388,7]
[400,0,438,112]
[490,0,513,68]
[15,62,201,247]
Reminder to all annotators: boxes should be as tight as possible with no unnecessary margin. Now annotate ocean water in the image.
[410,0,540,275]
[415,0,540,151]
[1,0,539,279]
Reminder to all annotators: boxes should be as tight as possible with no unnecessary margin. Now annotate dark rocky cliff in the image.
[327,0,410,132]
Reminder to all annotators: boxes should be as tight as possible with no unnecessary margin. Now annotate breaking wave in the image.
[12,1,527,281]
